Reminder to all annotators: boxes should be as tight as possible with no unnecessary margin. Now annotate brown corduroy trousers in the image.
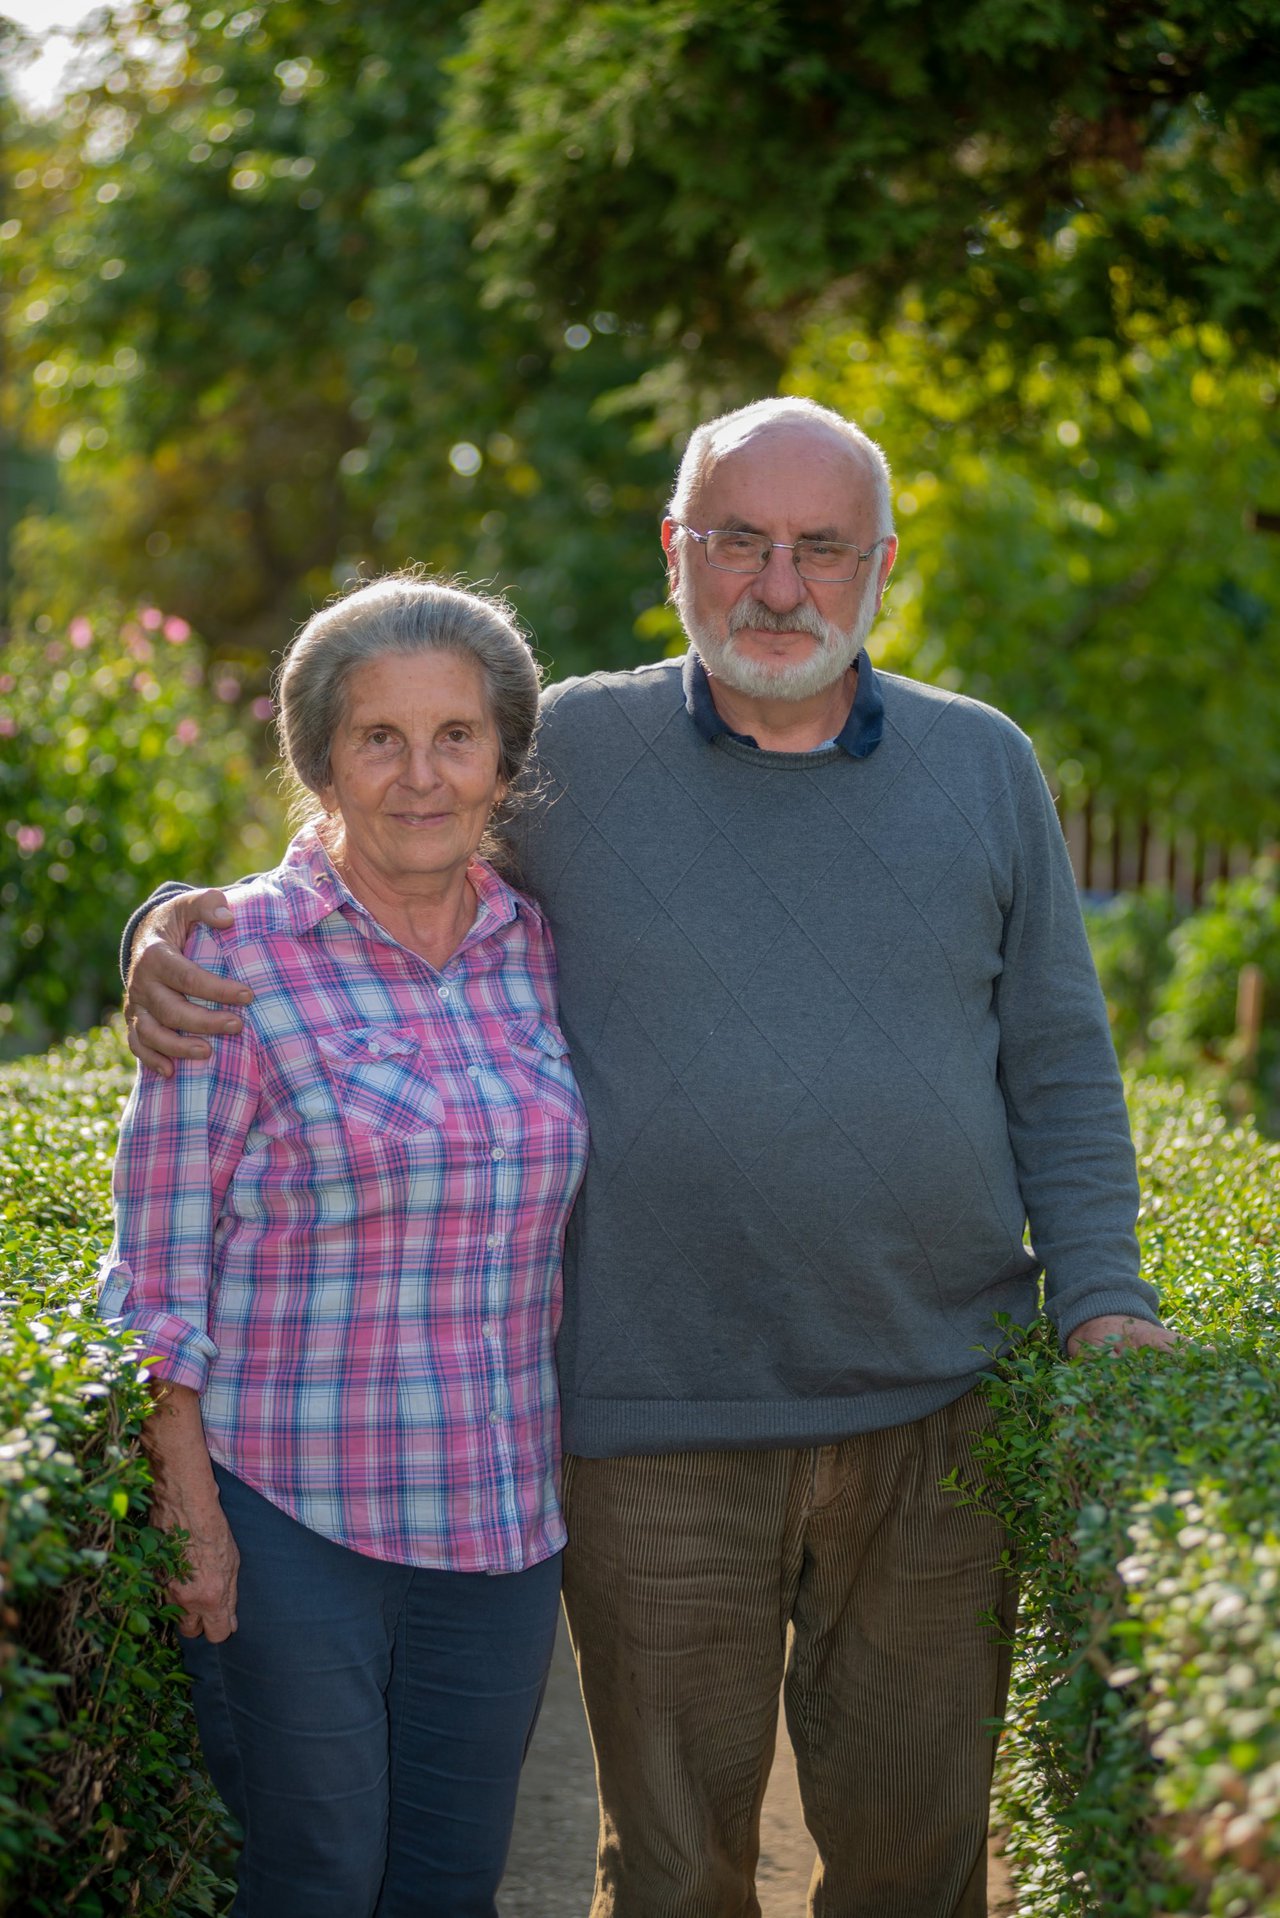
[561,1388,1016,1918]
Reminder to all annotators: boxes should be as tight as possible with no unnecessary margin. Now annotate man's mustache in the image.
[725,600,832,641]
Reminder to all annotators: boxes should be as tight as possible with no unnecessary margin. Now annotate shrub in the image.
[1083,888,1184,1061]
[1151,857,1280,1124]
[0,1026,234,1917]
[0,607,280,1053]
[986,1076,1280,1916]
[3,1036,1279,1914]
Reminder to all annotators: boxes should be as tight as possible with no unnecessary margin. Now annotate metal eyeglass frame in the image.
[675,525,890,583]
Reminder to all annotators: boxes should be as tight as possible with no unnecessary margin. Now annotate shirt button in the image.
[490,1146,505,1161]
[437,986,451,1001]
[367,1041,382,1057]
[489,1410,501,1424]
[481,1323,494,1340]
[486,1233,504,1248]
[468,1065,482,1079]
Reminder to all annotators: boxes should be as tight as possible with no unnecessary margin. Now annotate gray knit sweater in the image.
[509,655,1158,1456]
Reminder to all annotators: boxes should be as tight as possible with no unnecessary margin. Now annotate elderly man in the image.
[124,397,1171,1918]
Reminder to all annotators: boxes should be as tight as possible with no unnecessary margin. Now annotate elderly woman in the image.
[98,576,588,1918]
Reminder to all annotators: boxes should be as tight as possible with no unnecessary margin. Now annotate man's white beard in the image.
[675,573,879,701]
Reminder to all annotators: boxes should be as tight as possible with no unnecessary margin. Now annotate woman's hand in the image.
[152,1483,241,1641]
[143,1381,241,1640]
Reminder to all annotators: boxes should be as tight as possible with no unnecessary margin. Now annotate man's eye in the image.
[719,534,759,554]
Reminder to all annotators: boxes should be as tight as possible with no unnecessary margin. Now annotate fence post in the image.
[1235,963,1266,1079]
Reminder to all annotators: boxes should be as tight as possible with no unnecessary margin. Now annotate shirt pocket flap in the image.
[315,1027,443,1136]
[505,1015,572,1060]
[317,1027,421,1066]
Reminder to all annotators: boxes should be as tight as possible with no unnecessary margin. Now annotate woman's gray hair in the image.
[666,396,895,539]
[275,572,542,832]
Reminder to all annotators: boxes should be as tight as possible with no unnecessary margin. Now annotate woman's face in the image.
[320,650,505,891]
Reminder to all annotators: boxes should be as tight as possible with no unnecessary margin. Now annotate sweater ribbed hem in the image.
[563,1375,989,1457]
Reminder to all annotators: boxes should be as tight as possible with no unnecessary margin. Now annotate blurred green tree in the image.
[789,312,1280,840]
[5,0,675,678]
[5,0,1278,855]
[434,0,1280,381]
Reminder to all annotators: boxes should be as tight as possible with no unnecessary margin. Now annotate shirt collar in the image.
[270,822,523,950]
[681,649,884,759]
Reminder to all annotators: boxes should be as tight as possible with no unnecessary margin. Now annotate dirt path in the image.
[502,1619,1016,1914]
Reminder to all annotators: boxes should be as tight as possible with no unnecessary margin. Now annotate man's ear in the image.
[872,535,898,612]
[660,518,680,591]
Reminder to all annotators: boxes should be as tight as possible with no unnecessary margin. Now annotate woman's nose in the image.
[399,744,444,789]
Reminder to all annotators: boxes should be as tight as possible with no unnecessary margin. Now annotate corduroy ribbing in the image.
[561,1388,1016,1917]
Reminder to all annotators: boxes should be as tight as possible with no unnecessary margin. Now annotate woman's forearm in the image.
[145,1381,219,1510]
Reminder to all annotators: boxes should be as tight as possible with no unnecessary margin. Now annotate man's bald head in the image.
[666,397,894,539]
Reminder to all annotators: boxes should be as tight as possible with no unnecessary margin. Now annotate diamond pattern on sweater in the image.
[520,661,1148,1445]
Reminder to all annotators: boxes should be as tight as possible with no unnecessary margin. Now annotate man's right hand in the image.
[125,889,253,1075]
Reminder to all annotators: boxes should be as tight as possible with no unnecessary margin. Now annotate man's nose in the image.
[751,543,808,610]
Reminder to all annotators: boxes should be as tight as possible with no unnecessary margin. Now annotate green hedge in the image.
[0,1027,233,1917]
[1,1031,1278,1913]
[985,1077,1280,1915]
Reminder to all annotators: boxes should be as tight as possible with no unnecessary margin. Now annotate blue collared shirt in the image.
[681,648,885,757]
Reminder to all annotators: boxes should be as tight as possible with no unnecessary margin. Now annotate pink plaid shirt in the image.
[99,826,588,1573]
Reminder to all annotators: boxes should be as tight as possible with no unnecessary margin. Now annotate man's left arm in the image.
[994,748,1173,1357]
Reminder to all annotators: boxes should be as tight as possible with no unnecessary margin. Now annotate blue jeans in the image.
[181,1466,562,1918]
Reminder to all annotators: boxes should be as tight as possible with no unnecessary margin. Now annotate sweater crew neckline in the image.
[710,735,845,769]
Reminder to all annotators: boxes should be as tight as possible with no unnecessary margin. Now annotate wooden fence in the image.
[1056,792,1264,906]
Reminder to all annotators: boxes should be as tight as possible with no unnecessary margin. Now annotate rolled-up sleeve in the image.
[98,933,259,1390]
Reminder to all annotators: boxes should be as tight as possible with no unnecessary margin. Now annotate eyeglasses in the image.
[676,525,888,583]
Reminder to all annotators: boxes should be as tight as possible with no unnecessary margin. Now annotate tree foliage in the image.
[5,0,674,675]
[790,310,1280,837]
[435,0,1280,375]
[4,0,1279,842]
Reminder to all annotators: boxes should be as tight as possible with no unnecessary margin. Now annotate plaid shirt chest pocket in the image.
[503,1016,588,1134]
[313,1027,445,1139]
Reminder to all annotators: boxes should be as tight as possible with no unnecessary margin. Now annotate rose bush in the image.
[0,606,279,1051]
